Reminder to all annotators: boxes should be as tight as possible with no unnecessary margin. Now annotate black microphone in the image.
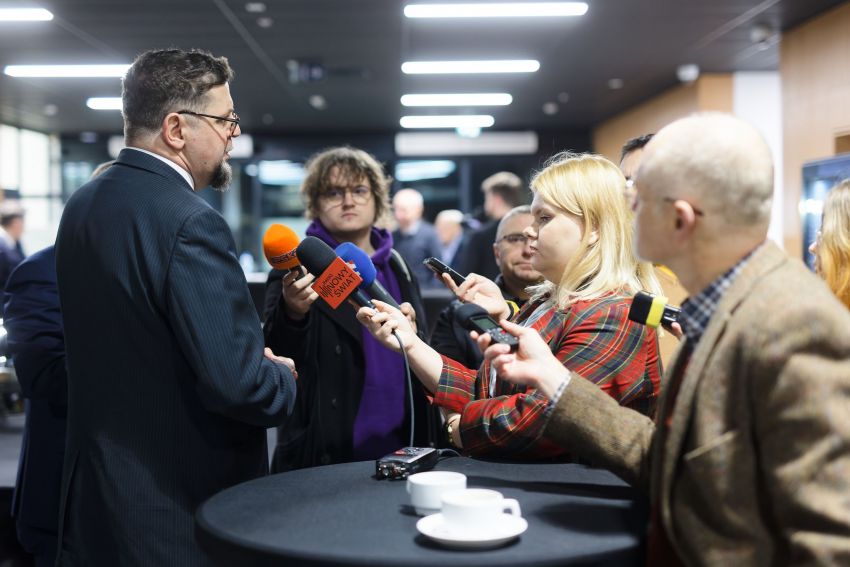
[295,236,375,309]
[628,291,680,331]
[335,242,401,309]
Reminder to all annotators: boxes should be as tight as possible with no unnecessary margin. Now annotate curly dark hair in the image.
[122,48,233,142]
[301,147,392,225]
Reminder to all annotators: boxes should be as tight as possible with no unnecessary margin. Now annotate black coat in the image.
[4,246,65,559]
[55,149,297,566]
[264,250,440,471]
[455,220,500,280]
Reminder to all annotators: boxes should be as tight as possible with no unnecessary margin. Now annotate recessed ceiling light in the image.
[86,97,122,110]
[401,60,539,74]
[43,104,58,116]
[401,93,512,107]
[308,94,327,110]
[557,91,570,103]
[404,2,587,18]
[4,64,130,78]
[607,78,624,90]
[257,16,273,28]
[0,8,53,21]
[400,115,495,129]
[245,2,266,13]
[542,102,558,115]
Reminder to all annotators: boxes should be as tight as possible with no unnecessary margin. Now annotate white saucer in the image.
[416,513,528,549]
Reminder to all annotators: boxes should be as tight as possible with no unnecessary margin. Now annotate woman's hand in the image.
[399,301,418,334]
[356,300,419,354]
[475,319,569,399]
[442,272,511,321]
[282,268,318,321]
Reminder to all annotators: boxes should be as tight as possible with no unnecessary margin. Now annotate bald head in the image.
[393,188,425,230]
[640,112,774,230]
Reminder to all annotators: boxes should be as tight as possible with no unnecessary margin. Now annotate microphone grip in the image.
[351,288,376,309]
[367,281,401,309]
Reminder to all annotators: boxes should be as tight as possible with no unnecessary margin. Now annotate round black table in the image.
[196,457,647,566]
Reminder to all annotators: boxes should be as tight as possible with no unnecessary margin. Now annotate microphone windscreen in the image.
[263,224,301,270]
[628,291,667,328]
[335,242,377,286]
[295,236,337,275]
[455,303,490,331]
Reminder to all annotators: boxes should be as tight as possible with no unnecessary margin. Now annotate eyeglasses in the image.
[320,185,372,207]
[177,110,240,136]
[496,233,529,246]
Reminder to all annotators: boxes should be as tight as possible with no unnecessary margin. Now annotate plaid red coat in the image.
[432,294,662,459]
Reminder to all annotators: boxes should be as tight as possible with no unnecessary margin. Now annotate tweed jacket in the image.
[545,242,850,565]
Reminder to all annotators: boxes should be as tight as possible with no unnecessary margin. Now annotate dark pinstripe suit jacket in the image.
[54,149,297,566]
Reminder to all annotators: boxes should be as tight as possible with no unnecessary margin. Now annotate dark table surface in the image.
[196,457,648,567]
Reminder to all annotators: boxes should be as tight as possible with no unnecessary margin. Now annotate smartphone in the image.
[455,303,519,351]
[423,257,466,287]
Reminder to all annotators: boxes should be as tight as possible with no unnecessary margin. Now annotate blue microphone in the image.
[335,242,401,309]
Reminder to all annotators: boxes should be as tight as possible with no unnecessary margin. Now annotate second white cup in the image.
[440,488,521,532]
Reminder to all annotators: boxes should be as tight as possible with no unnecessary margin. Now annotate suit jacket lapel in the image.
[659,242,787,520]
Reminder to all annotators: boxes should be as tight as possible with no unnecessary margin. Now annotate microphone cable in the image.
[391,329,415,448]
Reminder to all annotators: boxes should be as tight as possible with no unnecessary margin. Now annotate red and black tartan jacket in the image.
[432,294,662,460]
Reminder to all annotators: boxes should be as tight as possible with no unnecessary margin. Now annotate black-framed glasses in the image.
[320,185,372,207]
[496,233,529,246]
[177,110,240,135]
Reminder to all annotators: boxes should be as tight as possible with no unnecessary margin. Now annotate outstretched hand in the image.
[355,300,418,354]
[443,272,511,321]
[475,319,569,399]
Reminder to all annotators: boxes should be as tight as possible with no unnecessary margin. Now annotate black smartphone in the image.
[455,303,519,351]
[423,257,466,287]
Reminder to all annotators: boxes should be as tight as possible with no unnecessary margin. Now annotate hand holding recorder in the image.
[423,257,512,321]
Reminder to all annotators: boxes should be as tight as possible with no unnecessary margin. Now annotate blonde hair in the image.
[528,152,661,308]
[816,179,850,309]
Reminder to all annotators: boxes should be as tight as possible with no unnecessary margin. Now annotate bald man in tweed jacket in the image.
[482,113,850,566]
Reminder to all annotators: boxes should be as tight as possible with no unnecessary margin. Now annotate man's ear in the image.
[492,242,503,267]
[672,201,698,235]
[162,113,186,151]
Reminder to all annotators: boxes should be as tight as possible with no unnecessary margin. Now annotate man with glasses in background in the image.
[54,49,297,566]
[431,205,542,369]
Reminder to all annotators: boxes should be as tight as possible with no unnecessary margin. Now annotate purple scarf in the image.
[306,220,407,458]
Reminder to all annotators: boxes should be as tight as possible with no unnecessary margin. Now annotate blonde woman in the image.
[810,179,850,309]
[358,152,662,460]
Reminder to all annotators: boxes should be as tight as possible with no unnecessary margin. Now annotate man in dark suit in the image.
[4,246,64,566]
[0,200,26,291]
[54,48,297,566]
[391,188,442,289]
[455,172,526,280]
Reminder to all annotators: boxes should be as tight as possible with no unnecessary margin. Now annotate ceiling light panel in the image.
[401,93,512,107]
[401,60,539,74]
[404,2,587,18]
[86,97,122,110]
[4,64,130,77]
[400,115,495,129]
[0,8,53,21]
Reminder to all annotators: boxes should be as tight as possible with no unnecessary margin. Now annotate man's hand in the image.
[476,319,568,399]
[264,347,298,380]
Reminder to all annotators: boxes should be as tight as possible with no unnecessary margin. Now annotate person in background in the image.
[621,133,687,353]
[483,113,850,565]
[434,209,465,266]
[54,48,297,566]
[0,200,26,291]
[3,161,113,567]
[455,172,526,280]
[392,188,442,289]
[358,153,662,460]
[809,178,850,308]
[263,147,438,472]
[430,205,541,369]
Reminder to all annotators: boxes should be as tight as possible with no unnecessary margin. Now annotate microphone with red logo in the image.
[295,236,374,309]
[335,242,401,309]
[262,223,301,273]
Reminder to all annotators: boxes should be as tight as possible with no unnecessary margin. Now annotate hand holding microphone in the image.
[355,300,418,355]
[262,224,317,320]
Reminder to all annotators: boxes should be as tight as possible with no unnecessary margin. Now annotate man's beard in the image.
[210,160,232,191]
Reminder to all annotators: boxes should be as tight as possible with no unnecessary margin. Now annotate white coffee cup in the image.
[406,471,467,515]
[440,488,521,532]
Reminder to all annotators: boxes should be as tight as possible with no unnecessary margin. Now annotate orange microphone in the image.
[262,223,301,271]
